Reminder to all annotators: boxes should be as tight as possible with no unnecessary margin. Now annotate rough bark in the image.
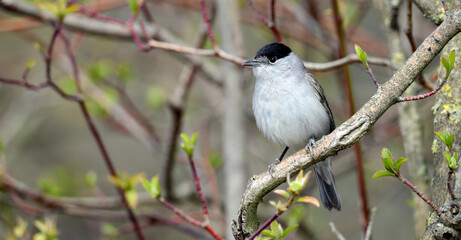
[412,0,445,25]
[423,31,461,240]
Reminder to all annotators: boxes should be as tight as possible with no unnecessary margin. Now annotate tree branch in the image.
[232,7,461,239]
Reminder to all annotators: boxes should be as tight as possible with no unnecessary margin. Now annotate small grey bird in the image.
[243,43,341,211]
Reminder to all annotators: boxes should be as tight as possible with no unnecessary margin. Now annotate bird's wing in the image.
[306,73,336,133]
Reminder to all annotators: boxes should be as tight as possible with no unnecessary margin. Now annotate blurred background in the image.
[0,0,447,239]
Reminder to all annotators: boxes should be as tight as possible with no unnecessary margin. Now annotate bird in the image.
[243,42,341,211]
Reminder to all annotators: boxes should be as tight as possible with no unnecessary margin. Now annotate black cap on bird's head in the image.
[243,43,293,67]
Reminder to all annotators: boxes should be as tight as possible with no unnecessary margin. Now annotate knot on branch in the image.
[335,115,371,147]
[428,222,460,240]
[439,199,461,230]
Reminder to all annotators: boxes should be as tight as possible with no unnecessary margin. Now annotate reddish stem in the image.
[57,27,145,240]
[246,0,282,42]
[448,170,456,199]
[127,15,148,51]
[187,155,209,219]
[247,213,280,240]
[200,0,218,49]
[402,178,441,215]
[270,0,276,23]
[366,68,380,88]
[398,77,448,102]
[159,198,223,240]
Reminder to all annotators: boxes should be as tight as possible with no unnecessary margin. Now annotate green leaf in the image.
[180,132,199,157]
[88,61,113,83]
[27,59,36,69]
[273,189,290,199]
[0,139,3,154]
[372,170,394,179]
[395,157,407,172]
[13,217,28,238]
[38,178,62,196]
[57,76,78,95]
[381,147,394,161]
[295,196,320,207]
[127,0,139,15]
[354,44,368,68]
[269,200,277,208]
[435,131,448,146]
[85,170,97,187]
[381,148,395,172]
[446,134,455,151]
[442,56,450,73]
[443,151,452,166]
[449,50,456,68]
[145,86,165,110]
[282,224,299,238]
[207,151,223,169]
[270,221,282,238]
[261,229,275,238]
[451,152,459,169]
[141,176,161,198]
[64,4,80,15]
[151,176,161,198]
[117,63,135,83]
[125,189,138,207]
[102,223,119,237]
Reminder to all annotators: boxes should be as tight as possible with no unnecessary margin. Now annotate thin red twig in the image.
[398,76,448,102]
[200,0,218,49]
[402,178,441,216]
[246,0,282,42]
[447,169,456,199]
[187,155,209,220]
[405,1,432,90]
[56,27,145,240]
[158,198,223,240]
[366,67,380,88]
[247,213,280,240]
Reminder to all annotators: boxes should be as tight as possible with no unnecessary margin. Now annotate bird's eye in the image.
[269,56,277,63]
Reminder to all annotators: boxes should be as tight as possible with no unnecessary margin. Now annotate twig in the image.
[247,214,279,240]
[447,169,456,199]
[402,178,441,216]
[329,222,346,240]
[270,0,276,23]
[158,198,222,240]
[397,74,448,102]
[330,0,369,235]
[364,207,377,240]
[56,28,145,240]
[163,9,214,199]
[200,0,217,49]
[246,0,282,42]
[187,153,209,221]
[405,1,432,90]
[305,54,399,72]
[148,39,244,65]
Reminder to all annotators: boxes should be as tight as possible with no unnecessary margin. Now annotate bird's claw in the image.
[305,138,316,159]
[268,159,281,177]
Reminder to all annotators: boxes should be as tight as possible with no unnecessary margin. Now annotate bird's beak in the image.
[242,60,261,67]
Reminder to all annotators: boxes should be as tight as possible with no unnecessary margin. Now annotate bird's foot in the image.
[305,138,316,159]
[268,159,281,177]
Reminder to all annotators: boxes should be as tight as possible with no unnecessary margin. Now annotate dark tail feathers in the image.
[313,159,341,211]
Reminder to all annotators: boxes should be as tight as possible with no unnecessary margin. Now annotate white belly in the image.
[252,80,331,148]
